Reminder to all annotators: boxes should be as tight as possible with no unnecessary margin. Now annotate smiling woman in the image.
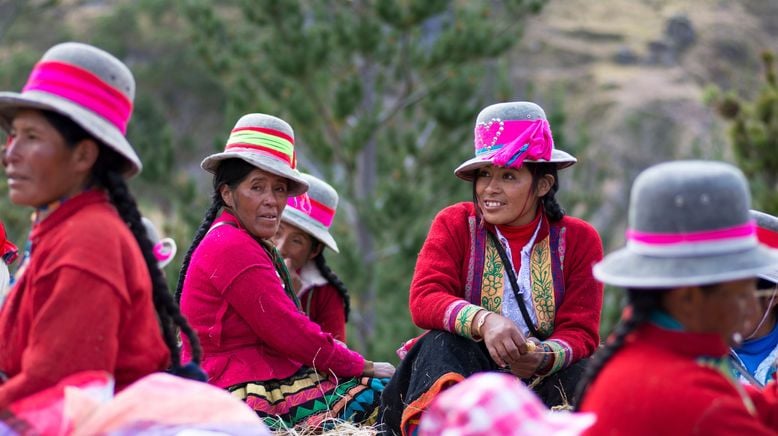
[176,113,395,431]
[380,101,604,436]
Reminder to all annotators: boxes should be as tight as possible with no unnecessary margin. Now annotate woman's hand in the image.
[372,362,396,378]
[363,360,396,378]
[283,259,303,293]
[481,313,534,367]
[509,338,544,378]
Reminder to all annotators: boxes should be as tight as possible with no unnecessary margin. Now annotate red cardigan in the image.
[580,324,778,435]
[0,191,170,408]
[409,202,603,369]
[300,283,347,343]
[180,211,363,388]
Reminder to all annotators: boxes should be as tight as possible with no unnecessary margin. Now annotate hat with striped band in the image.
[201,113,309,197]
[282,173,339,253]
[752,210,778,284]
[594,160,778,288]
[0,42,141,177]
[454,101,577,181]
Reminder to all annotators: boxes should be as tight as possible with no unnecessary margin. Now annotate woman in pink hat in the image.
[176,113,394,431]
[576,161,778,435]
[0,42,202,408]
[273,173,350,342]
[380,101,604,435]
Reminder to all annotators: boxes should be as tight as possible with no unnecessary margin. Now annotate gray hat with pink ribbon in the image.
[594,160,778,288]
[454,101,577,181]
[0,42,141,177]
[282,173,339,253]
[753,210,778,284]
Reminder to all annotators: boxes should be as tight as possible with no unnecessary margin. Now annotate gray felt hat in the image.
[201,113,309,197]
[282,173,339,253]
[0,42,142,177]
[752,210,778,284]
[454,102,577,181]
[594,160,778,288]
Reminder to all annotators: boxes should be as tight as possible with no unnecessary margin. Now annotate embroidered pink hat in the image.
[419,372,596,436]
[201,113,309,197]
[0,42,142,177]
[594,161,778,288]
[454,101,577,181]
[283,173,339,252]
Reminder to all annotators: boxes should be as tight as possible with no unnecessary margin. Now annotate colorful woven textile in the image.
[229,366,387,431]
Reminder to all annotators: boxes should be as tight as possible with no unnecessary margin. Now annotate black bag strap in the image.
[487,230,545,340]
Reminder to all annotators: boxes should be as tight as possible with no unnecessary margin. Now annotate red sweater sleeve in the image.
[541,217,604,373]
[0,267,122,408]
[219,255,363,378]
[306,285,347,343]
[409,204,475,332]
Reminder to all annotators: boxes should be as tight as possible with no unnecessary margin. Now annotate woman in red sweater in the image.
[575,161,778,435]
[176,113,394,431]
[380,101,604,435]
[273,173,350,342]
[0,42,201,408]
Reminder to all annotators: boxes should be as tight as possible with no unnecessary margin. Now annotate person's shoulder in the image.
[61,201,131,248]
[555,215,601,240]
[199,223,267,261]
[435,202,475,222]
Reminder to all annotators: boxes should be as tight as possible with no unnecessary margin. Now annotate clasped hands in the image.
[478,312,544,379]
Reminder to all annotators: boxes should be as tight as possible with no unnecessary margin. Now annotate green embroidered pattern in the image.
[455,304,481,338]
[480,240,504,312]
[543,340,567,375]
[530,236,555,338]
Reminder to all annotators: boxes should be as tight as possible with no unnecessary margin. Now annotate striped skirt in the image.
[228,367,387,431]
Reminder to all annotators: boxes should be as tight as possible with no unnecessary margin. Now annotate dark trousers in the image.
[379,330,589,435]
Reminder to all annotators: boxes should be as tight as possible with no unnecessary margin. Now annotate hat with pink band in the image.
[282,173,339,253]
[0,42,142,177]
[454,101,577,181]
[594,160,778,288]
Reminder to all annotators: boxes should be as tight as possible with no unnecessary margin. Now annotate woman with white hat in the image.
[0,42,202,408]
[272,173,350,342]
[575,161,778,435]
[730,210,778,386]
[176,113,394,430]
[380,101,604,435]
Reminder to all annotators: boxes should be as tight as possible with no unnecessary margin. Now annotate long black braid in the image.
[313,251,351,322]
[41,110,203,374]
[573,289,664,409]
[470,162,565,223]
[174,159,256,303]
[526,162,564,222]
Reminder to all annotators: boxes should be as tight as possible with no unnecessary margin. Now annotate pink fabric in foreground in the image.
[626,221,756,245]
[23,61,133,133]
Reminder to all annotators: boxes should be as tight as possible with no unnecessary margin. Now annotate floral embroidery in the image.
[530,237,556,338]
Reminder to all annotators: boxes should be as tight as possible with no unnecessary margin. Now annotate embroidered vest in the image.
[464,215,566,338]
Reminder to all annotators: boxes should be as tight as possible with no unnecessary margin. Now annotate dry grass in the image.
[272,420,378,436]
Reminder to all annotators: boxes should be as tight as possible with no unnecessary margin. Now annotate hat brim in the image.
[454,149,577,181]
[593,244,778,288]
[281,207,339,253]
[0,91,141,178]
[154,238,177,269]
[201,149,309,197]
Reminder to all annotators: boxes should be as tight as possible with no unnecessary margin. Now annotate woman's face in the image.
[220,168,289,240]
[272,222,321,272]
[698,278,758,346]
[2,110,91,207]
[474,164,551,227]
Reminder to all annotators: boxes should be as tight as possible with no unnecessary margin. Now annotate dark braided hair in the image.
[41,110,203,374]
[174,158,256,303]
[313,250,351,321]
[470,162,565,223]
[573,289,664,409]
